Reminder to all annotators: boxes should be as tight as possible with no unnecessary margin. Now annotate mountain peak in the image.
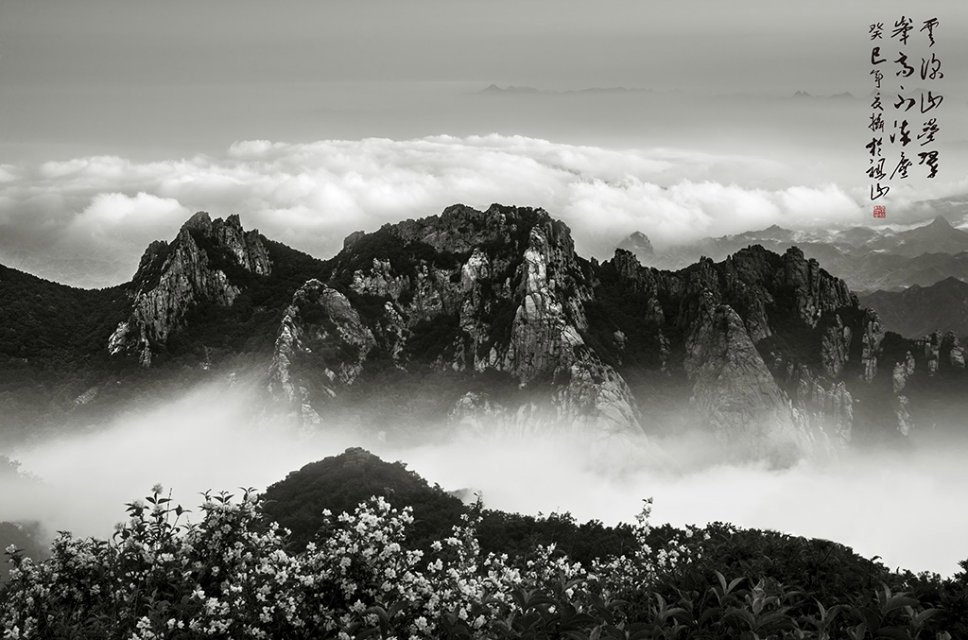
[110,212,272,365]
[182,211,212,230]
[928,215,953,229]
[936,275,968,288]
[370,203,564,257]
[618,231,655,257]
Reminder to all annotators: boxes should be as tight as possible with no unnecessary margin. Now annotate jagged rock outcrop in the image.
[107,212,271,366]
[875,329,968,437]
[598,244,886,450]
[268,279,376,425]
[14,204,968,454]
[779,247,855,327]
[265,205,904,454]
[63,205,901,453]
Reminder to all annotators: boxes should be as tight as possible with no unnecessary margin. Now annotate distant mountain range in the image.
[622,216,968,293]
[859,277,968,338]
[3,206,967,459]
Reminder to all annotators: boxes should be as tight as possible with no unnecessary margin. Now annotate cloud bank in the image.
[1,135,964,288]
[5,376,968,577]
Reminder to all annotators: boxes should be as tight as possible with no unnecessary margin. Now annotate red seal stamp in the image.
[873,205,886,218]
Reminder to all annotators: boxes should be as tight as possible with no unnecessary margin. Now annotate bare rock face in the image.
[506,226,587,378]
[268,279,376,425]
[352,259,407,300]
[107,212,271,366]
[684,295,804,463]
[858,310,882,382]
[874,330,968,438]
[820,318,852,378]
[449,391,508,432]
[501,226,640,434]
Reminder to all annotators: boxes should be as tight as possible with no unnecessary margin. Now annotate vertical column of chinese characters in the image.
[888,17,916,196]
[916,18,942,181]
[868,21,888,210]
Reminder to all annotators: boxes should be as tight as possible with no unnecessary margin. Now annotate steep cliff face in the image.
[108,212,271,366]
[683,296,804,463]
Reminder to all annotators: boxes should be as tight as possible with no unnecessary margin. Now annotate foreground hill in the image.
[263,447,465,551]
[3,205,966,455]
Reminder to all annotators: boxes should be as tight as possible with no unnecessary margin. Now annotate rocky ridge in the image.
[593,245,886,455]
[265,204,912,455]
[8,203,957,457]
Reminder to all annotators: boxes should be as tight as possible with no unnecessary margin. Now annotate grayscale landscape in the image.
[2,1,968,638]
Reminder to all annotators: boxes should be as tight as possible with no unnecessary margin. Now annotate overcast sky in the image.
[2,0,968,285]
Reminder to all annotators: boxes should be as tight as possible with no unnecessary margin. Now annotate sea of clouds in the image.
[4,134,963,288]
[3,376,967,577]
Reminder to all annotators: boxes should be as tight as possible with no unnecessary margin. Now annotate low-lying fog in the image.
[3,376,967,577]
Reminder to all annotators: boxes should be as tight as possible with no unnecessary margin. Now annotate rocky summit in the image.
[269,204,642,437]
[3,204,962,459]
[107,212,271,366]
